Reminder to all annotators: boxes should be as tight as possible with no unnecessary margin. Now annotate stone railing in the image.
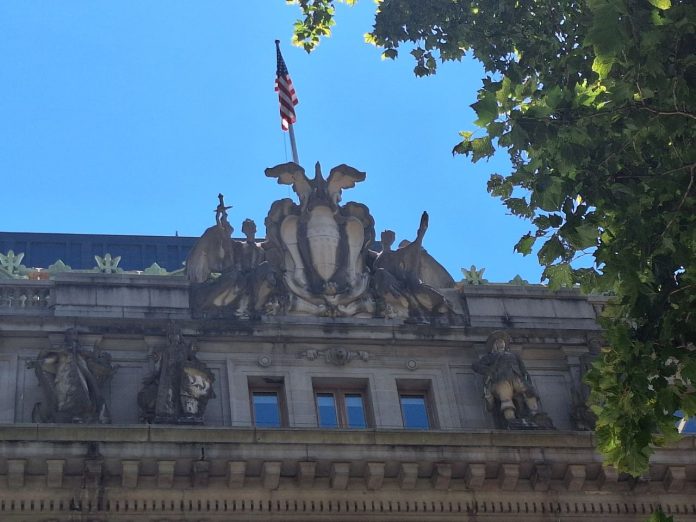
[0,280,53,311]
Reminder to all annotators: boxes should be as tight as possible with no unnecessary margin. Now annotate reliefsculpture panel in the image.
[137,327,215,425]
[28,329,117,424]
[187,161,461,325]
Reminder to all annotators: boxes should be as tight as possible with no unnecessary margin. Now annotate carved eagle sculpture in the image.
[327,164,366,206]
[264,162,366,210]
[264,162,312,209]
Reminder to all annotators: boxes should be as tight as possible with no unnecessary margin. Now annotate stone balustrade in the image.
[0,281,52,311]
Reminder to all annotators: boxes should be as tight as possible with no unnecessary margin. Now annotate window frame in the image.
[397,379,438,430]
[312,378,373,429]
[248,376,288,428]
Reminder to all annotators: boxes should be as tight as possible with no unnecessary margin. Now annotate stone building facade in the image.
[0,161,694,521]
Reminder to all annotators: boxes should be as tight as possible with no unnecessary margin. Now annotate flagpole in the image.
[288,123,299,165]
[275,39,300,166]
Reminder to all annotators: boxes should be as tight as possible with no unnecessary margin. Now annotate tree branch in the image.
[640,107,696,121]
[661,164,695,239]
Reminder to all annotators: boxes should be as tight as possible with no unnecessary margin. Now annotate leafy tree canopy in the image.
[288,0,696,475]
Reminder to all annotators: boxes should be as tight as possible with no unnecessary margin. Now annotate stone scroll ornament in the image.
[137,327,215,425]
[186,161,459,323]
[28,329,117,424]
[472,331,555,430]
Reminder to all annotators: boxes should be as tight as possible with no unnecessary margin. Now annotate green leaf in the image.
[647,0,671,9]
[538,236,565,265]
[545,85,563,109]
[592,55,614,79]
[470,136,495,161]
[535,177,564,212]
[514,233,536,255]
[471,92,498,127]
[568,223,598,249]
[543,263,574,289]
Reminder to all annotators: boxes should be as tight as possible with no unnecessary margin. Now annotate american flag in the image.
[274,40,298,131]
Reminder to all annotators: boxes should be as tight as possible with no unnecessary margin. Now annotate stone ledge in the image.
[0,424,600,448]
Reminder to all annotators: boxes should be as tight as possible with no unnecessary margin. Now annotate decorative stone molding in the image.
[431,463,452,490]
[531,463,551,492]
[157,460,175,489]
[498,463,520,491]
[121,460,139,489]
[228,461,246,489]
[564,464,587,491]
[262,461,282,490]
[665,466,686,492]
[464,463,486,490]
[6,459,25,489]
[0,427,692,520]
[330,463,350,490]
[366,462,385,490]
[257,354,272,367]
[598,466,619,491]
[398,463,419,490]
[297,461,316,488]
[193,460,210,488]
[297,346,369,366]
[45,459,65,489]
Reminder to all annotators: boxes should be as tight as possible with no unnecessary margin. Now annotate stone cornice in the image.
[0,426,694,520]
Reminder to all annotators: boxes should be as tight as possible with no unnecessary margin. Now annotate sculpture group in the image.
[24,163,583,431]
[187,161,457,324]
[29,327,216,426]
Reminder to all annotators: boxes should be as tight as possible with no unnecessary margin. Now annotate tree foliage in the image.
[288,0,696,475]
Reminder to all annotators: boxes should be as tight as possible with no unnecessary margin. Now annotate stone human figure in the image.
[472,332,553,429]
[372,212,450,322]
[29,329,116,424]
[137,327,215,425]
[186,194,235,283]
[237,219,277,316]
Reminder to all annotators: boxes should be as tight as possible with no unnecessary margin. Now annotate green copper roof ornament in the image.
[508,274,529,285]
[94,253,123,274]
[0,250,27,277]
[143,262,168,275]
[460,265,488,285]
[47,259,72,274]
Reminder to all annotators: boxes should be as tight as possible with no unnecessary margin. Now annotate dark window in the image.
[400,394,430,429]
[248,376,287,428]
[313,379,372,429]
[397,379,437,430]
[316,393,339,428]
[344,393,367,428]
[251,391,282,428]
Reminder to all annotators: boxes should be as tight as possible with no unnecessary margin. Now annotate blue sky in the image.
[0,1,545,283]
